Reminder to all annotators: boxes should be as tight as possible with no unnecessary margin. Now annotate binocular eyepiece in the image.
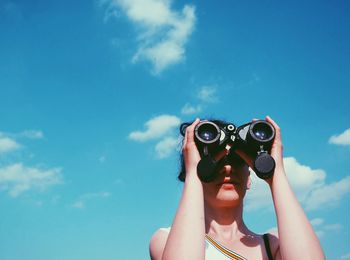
[180,119,276,182]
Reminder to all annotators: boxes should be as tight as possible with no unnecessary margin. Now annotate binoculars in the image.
[180,119,276,182]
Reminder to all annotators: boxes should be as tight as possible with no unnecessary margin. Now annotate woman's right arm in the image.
[150,119,206,260]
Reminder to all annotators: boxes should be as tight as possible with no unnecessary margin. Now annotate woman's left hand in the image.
[235,116,285,184]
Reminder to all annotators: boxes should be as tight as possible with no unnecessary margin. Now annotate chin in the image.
[216,191,243,206]
[204,186,246,208]
[216,199,242,208]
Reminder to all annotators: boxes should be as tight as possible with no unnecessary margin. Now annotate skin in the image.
[150,116,325,260]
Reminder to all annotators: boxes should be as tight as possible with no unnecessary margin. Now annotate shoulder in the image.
[149,228,170,260]
[265,231,281,260]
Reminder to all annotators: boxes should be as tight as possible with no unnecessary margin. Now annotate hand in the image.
[265,115,284,173]
[182,119,201,177]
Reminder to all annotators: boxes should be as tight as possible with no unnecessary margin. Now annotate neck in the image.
[205,203,249,241]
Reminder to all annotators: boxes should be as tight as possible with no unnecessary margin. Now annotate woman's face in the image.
[202,156,251,209]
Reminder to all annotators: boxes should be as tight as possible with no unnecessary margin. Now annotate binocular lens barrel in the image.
[195,121,221,144]
[249,121,275,143]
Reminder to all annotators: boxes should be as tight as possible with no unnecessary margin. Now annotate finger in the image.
[252,118,259,122]
[266,115,281,140]
[265,115,279,128]
[186,118,200,145]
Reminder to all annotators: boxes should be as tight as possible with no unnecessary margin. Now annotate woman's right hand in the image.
[182,118,201,177]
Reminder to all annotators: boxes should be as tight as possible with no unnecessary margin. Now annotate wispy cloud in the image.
[283,157,326,203]
[197,85,218,103]
[310,218,343,238]
[129,114,182,159]
[155,136,179,159]
[19,130,44,139]
[102,0,196,74]
[267,218,342,239]
[0,129,44,154]
[180,85,220,116]
[129,114,180,142]
[340,253,350,260]
[181,103,202,115]
[310,218,324,226]
[99,156,106,163]
[329,128,350,146]
[72,191,111,209]
[1,1,23,20]
[0,134,21,154]
[0,163,62,197]
[304,176,350,210]
[245,157,350,211]
[114,178,124,185]
[72,201,85,209]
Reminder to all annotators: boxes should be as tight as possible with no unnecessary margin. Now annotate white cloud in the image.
[245,157,350,211]
[315,230,325,238]
[0,135,20,154]
[244,172,271,211]
[80,191,111,199]
[114,178,124,185]
[72,201,85,209]
[284,157,326,203]
[304,176,350,210]
[340,253,350,260]
[329,128,350,146]
[72,191,111,209]
[103,0,196,74]
[268,218,342,240]
[0,129,43,154]
[99,156,106,163]
[323,223,343,231]
[181,103,201,115]
[310,218,324,226]
[20,130,44,139]
[129,114,180,141]
[0,163,62,197]
[155,136,179,159]
[197,86,218,103]
[311,218,343,239]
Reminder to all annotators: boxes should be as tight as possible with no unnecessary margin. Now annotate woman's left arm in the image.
[265,116,325,260]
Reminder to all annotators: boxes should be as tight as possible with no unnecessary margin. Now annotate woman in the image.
[150,116,325,260]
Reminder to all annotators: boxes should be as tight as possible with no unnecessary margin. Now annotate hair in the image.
[177,119,245,182]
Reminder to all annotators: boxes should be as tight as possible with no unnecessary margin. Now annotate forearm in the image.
[270,169,325,260]
[162,173,206,260]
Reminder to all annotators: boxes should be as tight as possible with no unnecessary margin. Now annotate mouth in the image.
[216,178,241,187]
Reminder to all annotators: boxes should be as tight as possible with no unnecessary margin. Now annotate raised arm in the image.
[266,116,325,260]
[150,119,206,260]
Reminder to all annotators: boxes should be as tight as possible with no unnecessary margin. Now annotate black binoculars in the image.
[180,119,276,182]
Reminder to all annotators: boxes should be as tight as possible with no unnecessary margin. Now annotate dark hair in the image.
[178,119,245,182]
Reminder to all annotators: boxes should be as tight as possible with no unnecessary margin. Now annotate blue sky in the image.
[1,0,350,259]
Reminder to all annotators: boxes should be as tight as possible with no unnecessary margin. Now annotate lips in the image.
[216,178,240,186]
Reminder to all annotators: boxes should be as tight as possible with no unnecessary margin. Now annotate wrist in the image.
[185,171,201,184]
[268,168,287,188]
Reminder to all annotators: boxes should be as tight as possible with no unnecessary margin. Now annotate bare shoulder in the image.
[266,231,281,260]
[149,228,170,260]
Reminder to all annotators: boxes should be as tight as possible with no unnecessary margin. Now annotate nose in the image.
[220,165,233,175]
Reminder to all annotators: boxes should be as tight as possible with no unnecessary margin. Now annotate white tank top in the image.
[160,227,247,260]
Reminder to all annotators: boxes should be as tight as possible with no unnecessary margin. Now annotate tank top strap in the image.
[263,234,273,260]
[205,234,247,260]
